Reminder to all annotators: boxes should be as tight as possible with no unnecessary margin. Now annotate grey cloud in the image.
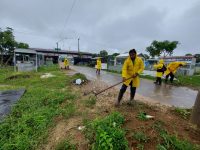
[0,0,199,55]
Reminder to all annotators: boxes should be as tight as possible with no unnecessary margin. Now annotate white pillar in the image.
[36,53,38,72]
[14,51,16,72]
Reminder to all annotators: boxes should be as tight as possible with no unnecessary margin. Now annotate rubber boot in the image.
[115,90,124,107]
[128,87,136,106]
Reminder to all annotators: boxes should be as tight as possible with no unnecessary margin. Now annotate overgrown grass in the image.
[158,131,199,150]
[0,65,77,149]
[140,74,155,81]
[83,112,129,150]
[84,96,96,108]
[132,131,149,143]
[151,120,199,150]
[174,75,200,89]
[173,107,191,120]
[106,69,122,74]
[71,73,88,82]
[55,139,76,150]
[137,144,144,150]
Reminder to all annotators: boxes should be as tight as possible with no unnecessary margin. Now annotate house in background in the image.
[159,56,196,76]
[107,52,146,72]
[14,48,93,72]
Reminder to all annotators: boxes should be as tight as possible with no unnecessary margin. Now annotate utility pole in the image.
[78,38,80,54]
[56,42,59,63]
[56,42,58,51]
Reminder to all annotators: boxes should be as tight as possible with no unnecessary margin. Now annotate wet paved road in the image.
[72,66,198,108]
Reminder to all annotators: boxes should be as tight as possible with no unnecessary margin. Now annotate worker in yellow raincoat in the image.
[64,58,69,70]
[96,58,102,75]
[153,59,166,85]
[165,62,186,83]
[115,49,144,106]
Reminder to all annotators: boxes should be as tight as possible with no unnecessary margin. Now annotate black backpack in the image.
[157,65,167,72]
[162,65,167,72]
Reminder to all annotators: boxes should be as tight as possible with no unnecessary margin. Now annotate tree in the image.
[0,27,15,66]
[138,53,150,59]
[0,27,29,66]
[99,50,108,62]
[146,40,179,57]
[16,42,29,49]
[92,53,98,58]
[185,53,192,56]
[99,50,108,58]
[111,53,120,57]
[194,54,200,63]
[143,54,150,59]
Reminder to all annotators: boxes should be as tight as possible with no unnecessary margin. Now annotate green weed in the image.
[84,96,96,107]
[137,144,144,150]
[84,112,129,150]
[132,131,149,143]
[152,120,199,150]
[56,139,76,150]
[136,112,148,121]
[174,108,191,120]
[159,131,199,150]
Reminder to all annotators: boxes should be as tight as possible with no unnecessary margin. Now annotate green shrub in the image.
[71,73,87,82]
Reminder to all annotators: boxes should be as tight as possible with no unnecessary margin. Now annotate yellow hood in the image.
[159,59,164,64]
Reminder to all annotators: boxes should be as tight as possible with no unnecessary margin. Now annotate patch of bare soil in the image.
[39,116,85,150]
[41,79,200,150]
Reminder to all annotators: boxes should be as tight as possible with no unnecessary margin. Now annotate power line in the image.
[59,0,77,40]
[13,30,43,37]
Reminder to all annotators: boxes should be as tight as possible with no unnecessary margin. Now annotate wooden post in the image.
[190,90,200,127]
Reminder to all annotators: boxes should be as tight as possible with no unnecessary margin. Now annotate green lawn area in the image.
[0,65,78,149]
[175,75,200,89]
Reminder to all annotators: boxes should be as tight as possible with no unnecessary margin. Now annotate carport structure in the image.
[14,48,44,72]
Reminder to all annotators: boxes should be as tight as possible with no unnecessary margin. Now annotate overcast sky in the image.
[1,0,200,55]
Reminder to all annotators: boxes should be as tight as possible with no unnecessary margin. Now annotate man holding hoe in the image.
[115,49,144,106]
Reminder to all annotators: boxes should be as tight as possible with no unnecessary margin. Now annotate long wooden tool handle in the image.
[95,76,133,96]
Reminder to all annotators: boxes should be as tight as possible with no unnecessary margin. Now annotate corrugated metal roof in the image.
[30,48,93,55]
[15,49,36,54]
[160,56,194,59]
[116,53,129,58]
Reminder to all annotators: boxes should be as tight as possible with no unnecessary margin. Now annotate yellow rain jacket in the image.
[122,56,144,87]
[165,62,186,75]
[96,59,102,69]
[64,58,69,66]
[154,59,165,78]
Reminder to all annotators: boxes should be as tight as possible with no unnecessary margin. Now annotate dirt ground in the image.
[40,71,200,150]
